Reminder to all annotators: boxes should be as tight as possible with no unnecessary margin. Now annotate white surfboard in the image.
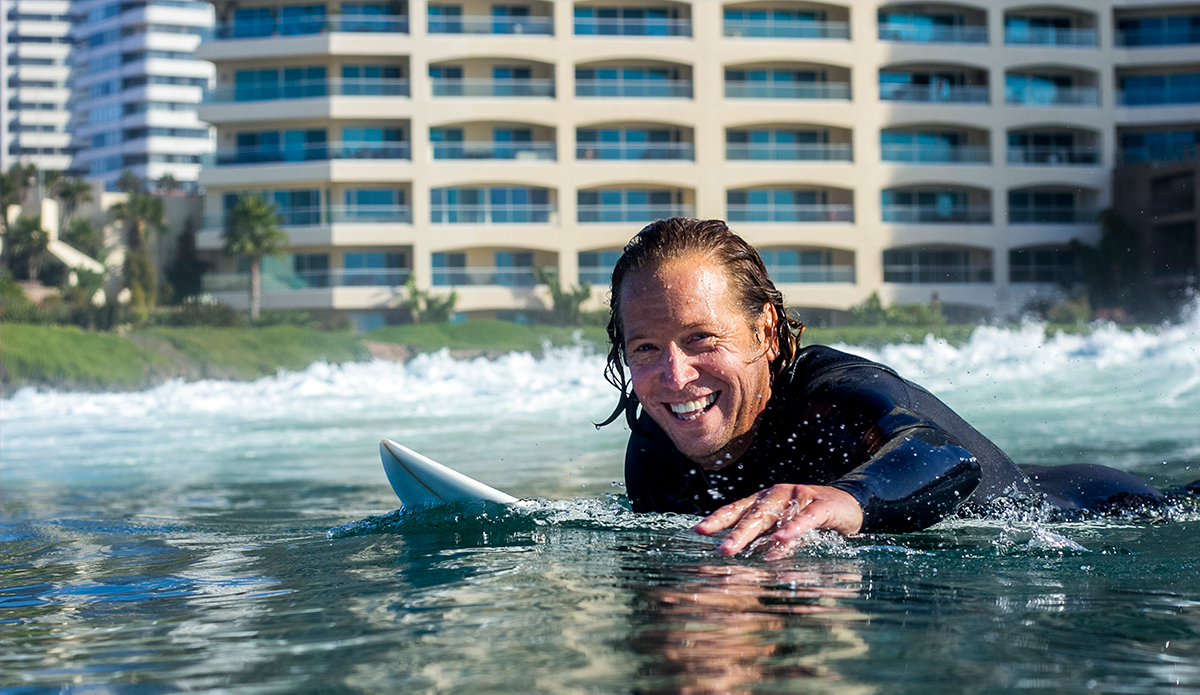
[380,439,518,509]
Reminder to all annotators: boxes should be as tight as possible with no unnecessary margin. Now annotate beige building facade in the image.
[193,0,1200,329]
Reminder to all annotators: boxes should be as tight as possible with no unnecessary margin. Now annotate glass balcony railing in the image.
[577,203,695,223]
[1007,146,1100,165]
[202,268,412,292]
[724,82,851,99]
[1006,84,1099,106]
[428,15,553,35]
[577,267,614,284]
[724,19,849,39]
[881,143,990,163]
[1004,26,1096,46]
[575,79,692,98]
[879,83,989,103]
[726,204,854,223]
[576,142,693,160]
[1118,143,1198,164]
[1115,24,1200,47]
[877,23,988,44]
[726,142,852,161]
[1118,83,1200,106]
[205,142,410,165]
[203,205,412,229]
[433,141,556,160]
[574,16,691,37]
[432,267,539,287]
[210,15,409,39]
[884,264,993,283]
[1009,207,1096,224]
[204,78,410,102]
[431,78,555,97]
[429,205,554,224]
[882,205,992,223]
[766,265,856,283]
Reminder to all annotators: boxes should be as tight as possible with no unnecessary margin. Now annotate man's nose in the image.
[660,343,698,388]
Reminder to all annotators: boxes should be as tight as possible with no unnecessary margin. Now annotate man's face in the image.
[620,256,778,469]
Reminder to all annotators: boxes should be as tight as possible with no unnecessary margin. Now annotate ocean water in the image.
[2,308,1199,694]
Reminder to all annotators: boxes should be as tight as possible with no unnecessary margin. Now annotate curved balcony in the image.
[433,141,556,161]
[726,128,852,161]
[760,247,855,283]
[208,14,409,40]
[1006,69,1099,107]
[879,66,989,104]
[880,126,989,163]
[1118,127,1200,164]
[431,78,555,98]
[883,246,993,283]
[577,249,622,284]
[577,188,694,223]
[203,204,413,230]
[723,3,851,39]
[1007,128,1100,166]
[726,187,854,223]
[203,268,412,292]
[205,78,409,102]
[1009,246,1078,283]
[877,4,988,44]
[725,63,851,100]
[429,3,554,36]
[574,4,692,37]
[882,186,991,224]
[432,249,557,287]
[1004,9,1097,47]
[1118,70,1200,106]
[575,63,693,98]
[1008,188,1097,224]
[1115,11,1200,47]
[205,141,410,165]
[431,186,554,224]
[577,125,693,160]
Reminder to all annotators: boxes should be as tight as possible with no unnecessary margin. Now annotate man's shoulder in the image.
[790,345,890,381]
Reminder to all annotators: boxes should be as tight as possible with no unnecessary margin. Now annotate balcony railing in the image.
[204,78,410,102]
[1009,207,1097,224]
[1006,84,1099,106]
[210,15,409,39]
[879,83,989,103]
[428,15,553,35]
[726,142,852,161]
[574,17,692,37]
[1004,26,1096,46]
[1115,25,1200,47]
[726,204,854,223]
[767,265,856,283]
[1007,146,1100,165]
[881,143,990,163]
[202,268,412,292]
[432,267,539,287]
[578,203,695,223]
[431,78,555,97]
[724,82,851,100]
[1118,84,1200,106]
[433,142,556,160]
[575,79,692,98]
[203,204,412,229]
[877,23,988,44]
[578,267,614,284]
[884,264,993,283]
[429,205,554,224]
[206,142,411,165]
[882,205,992,223]
[1118,143,1198,164]
[576,142,694,160]
[724,19,849,39]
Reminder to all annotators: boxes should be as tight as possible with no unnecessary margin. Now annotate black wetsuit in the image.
[625,346,1161,533]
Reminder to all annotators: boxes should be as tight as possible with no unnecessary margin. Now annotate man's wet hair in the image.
[598,217,804,430]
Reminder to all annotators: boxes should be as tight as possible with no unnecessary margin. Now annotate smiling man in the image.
[602,218,1164,557]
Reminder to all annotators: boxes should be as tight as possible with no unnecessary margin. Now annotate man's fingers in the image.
[771,498,831,543]
[717,488,808,555]
[693,496,758,535]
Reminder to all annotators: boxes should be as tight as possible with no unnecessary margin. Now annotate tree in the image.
[110,183,166,315]
[222,194,289,320]
[116,169,143,194]
[165,218,208,301]
[50,177,93,220]
[1071,208,1150,317]
[1,163,38,210]
[392,274,457,324]
[61,218,105,261]
[155,174,180,197]
[534,266,591,325]
[7,216,50,280]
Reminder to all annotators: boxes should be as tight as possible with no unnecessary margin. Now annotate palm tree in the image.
[1,163,38,211]
[155,174,180,197]
[116,169,143,194]
[7,216,50,280]
[222,194,289,320]
[110,189,166,314]
[50,177,93,221]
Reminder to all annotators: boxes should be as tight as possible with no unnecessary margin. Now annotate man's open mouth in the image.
[668,392,718,421]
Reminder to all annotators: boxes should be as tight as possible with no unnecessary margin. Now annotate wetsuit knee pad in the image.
[1019,463,1163,511]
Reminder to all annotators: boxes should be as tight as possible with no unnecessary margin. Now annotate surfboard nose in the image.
[380,439,518,508]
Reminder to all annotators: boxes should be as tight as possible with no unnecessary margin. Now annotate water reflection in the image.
[628,562,873,695]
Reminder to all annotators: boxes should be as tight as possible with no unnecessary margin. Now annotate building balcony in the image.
[881,143,989,163]
[1009,207,1097,224]
[879,83,989,104]
[429,205,554,224]
[432,267,540,287]
[1007,145,1099,166]
[431,78,555,98]
[203,205,412,230]
[1118,143,1198,165]
[1118,81,1200,106]
[1006,84,1099,107]
[767,265,856,283]
[577,203,695,223]
[204,142,410,165]
[1004,26,1096,46]
[204,78,410,102]
[877,23,988,44]
[573,16,692,37]
[428,15,554,35]
[202,268,411,292]
[1115,23,1200,47]
[882,205,991,224]
[575,79,691,98]
[724,16,848,39]
[724,81,850,100]
[726,142,852,161]
[433,141,556,161]
[208,15,410,40]
[883,263,992,283]
[576,142,693,160]
[726,204,854,223]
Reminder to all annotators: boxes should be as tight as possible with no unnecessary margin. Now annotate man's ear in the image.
[759,303,780,362]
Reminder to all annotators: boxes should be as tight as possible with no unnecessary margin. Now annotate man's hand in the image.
[693,485,864,558]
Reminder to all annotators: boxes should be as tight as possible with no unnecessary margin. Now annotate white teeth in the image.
[670,393,716,420]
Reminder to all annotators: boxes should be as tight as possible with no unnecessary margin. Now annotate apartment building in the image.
[193,0,1200,330]
[2,0,75,171]
[68,0,215,190]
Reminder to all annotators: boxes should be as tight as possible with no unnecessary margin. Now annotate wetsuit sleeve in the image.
[825,392,982,533]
